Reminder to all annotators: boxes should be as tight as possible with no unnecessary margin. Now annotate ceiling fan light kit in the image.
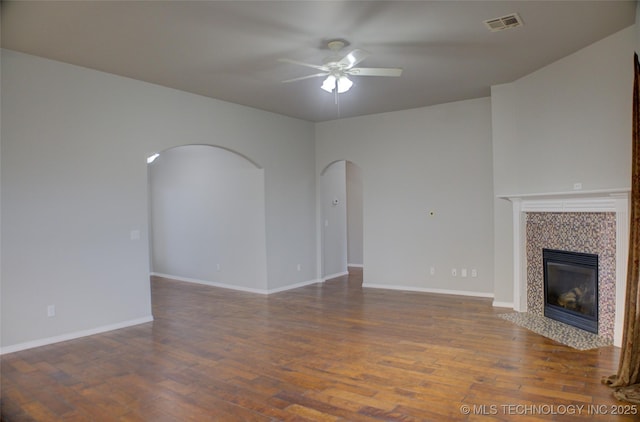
[336,76,353,93]
[281,39,403,95]
[321,74,353,94]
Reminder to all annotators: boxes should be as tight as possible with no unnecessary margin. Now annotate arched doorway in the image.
[320,160,363,279]
[147,144,268,291]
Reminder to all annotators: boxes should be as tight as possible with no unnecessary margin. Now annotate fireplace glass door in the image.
[543,249,598,334]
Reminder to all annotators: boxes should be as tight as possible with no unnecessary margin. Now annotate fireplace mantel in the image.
[500,188,630,347]
[499,187,630,203]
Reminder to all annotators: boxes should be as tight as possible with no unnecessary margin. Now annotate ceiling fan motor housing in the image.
[324,40,348,67]
[327,40,346,51]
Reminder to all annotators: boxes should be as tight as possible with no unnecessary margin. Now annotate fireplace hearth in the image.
[543,249,598,334]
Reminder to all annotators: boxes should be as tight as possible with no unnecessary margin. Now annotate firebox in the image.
[543,249,598,334]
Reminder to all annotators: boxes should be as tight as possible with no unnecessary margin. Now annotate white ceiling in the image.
[1,1,636,122]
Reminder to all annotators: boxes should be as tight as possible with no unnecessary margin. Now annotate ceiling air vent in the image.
[483,13,523,32]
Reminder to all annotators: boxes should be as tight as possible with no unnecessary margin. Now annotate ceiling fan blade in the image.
[278,58,328,71]
[282,72,328,83]
[348,67,403,77]
[337,49,370,69]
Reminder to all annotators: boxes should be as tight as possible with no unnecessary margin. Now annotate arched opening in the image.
[147,144,268,291]
[320,160,363,279]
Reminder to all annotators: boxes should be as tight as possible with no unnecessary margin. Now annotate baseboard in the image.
[492,301,514,308]
[151,272,321,295]
[152,272,270,294]
[362,283,494,299]
[266,278,323,294]
[323,271,349,281]
[0,315,154,355]
[348,263,364,268]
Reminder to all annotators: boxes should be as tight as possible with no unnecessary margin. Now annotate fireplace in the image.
[502,191,629,346]
[543,248,598,334]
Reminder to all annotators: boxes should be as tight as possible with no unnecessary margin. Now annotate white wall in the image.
[1,49,316,350]
[1,51,153,349]
[503,27,633,194]
[346,161,363,267]
[637,2,640,53]
[316,98,494,295]
[149,145,267,291]
[491,25,635,304]
[321,161,348,278]
[0,11,3,342]
[491,83,517,305]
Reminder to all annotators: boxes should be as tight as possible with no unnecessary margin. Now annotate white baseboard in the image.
[267,278,323,294]
[323,271,349,281]
[152,272,269,294]
[348,263,364,268]
[362,283,494,299]
[0,315,154,355]
[492,301,514,308]
[151,272,321,295]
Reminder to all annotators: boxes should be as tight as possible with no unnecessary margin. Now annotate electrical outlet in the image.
[47,305,56,317]
[461,268,467,278]
[216,263,221,271]
[451,268,457,277]
[297,264,302,271]
[430,266,435,276]
[471,269,478,278]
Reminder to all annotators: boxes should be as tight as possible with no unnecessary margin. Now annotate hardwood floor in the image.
[2,268,637,421]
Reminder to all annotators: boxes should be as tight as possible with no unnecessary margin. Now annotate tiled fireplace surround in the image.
[503,190,629,347]
[526,212,616,340]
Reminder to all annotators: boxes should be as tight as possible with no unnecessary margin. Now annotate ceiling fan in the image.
[279,40,403,94]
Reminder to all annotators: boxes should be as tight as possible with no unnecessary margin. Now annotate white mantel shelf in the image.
[500,187,629,347]
[498,187,630,201]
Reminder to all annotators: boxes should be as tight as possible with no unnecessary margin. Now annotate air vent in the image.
[484,13,523,32]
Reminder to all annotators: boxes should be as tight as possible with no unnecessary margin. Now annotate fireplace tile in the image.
[525,212,616,341]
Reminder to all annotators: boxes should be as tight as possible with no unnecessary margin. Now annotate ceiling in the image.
[1,1,636,122]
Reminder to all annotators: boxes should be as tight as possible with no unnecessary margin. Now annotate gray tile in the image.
[498,312,612,350]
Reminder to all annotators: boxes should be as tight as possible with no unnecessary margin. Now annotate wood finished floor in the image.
[1,268,636,421]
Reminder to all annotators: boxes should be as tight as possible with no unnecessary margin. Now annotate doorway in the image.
[320,160,363,279]
[147,144,268,291]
